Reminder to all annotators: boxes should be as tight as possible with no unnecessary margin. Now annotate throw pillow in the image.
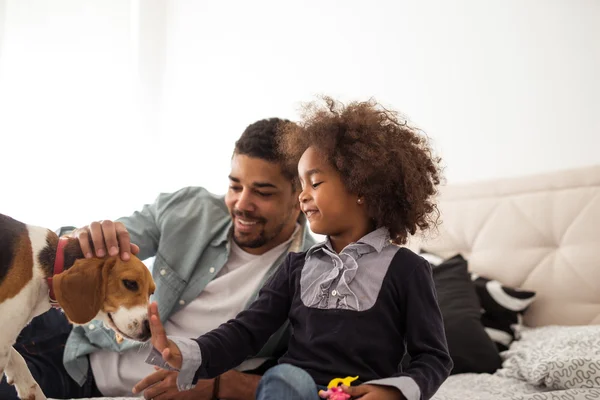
[421,251,536,352]
[404,254,503,374]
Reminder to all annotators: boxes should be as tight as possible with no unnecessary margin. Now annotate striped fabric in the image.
[471,274,536,351]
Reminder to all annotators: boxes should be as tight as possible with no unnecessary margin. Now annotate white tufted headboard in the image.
[408,165,600,328]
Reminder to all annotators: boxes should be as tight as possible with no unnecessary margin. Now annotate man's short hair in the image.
[234,118,299,190]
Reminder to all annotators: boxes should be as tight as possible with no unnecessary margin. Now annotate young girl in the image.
[143,97,452,400]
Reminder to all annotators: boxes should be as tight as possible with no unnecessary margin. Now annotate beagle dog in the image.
[0,213,155,400]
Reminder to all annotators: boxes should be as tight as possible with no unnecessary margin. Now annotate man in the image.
[0,118,316,400]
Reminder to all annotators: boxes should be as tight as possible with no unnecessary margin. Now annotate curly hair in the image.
[279,97,443,245]
[234,118,300,190]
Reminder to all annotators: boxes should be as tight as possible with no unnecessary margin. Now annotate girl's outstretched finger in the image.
[149,302,169,352]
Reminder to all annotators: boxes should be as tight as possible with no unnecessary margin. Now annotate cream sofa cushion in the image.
[409,165,600,327]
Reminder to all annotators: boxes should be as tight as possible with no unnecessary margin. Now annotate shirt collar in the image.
[356,227,391,253]
[210,219,233,246]
[306,227,391,259]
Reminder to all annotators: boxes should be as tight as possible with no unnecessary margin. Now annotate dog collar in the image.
[48,236,69,306]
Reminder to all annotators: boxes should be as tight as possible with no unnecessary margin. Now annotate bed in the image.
[407,164,600,399]
[53,164,600,400]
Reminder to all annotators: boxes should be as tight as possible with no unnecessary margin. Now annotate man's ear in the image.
[53,257,117,324]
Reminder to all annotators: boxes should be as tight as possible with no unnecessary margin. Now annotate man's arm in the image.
[133,369,261,400]
[68,194,165,261]
[69,188,208,261]
[114,199,161,261]
[217,370,261,400]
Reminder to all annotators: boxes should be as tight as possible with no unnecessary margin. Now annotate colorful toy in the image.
[318,376,359,399]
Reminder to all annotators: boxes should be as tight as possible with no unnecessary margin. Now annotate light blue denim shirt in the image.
[62,186,316,385]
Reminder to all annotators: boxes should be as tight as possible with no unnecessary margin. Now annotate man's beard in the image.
[232,212,289,249]
[232,221,289,249]
[233,230,268,249]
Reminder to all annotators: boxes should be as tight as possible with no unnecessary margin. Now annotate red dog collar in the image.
[48,237,69,305]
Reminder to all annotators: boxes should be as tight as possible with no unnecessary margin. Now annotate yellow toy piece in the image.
[327,376,359,389]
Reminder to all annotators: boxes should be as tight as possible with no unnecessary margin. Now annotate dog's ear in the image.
[53,257,117,324]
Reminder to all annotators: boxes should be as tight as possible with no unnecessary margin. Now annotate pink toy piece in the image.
[318,386,351,400]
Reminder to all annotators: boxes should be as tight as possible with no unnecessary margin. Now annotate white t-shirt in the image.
[91,227,298,397]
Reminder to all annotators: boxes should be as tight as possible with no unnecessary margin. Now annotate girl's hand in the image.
[341,384,407,399]
[148,301,183,370]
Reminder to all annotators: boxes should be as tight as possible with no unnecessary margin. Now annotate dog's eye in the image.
[122,279,139,291]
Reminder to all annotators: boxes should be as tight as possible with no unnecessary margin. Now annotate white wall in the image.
[0,0,5,61]
[162,0,600,192]
[0,0,154,228]
[0,0,598,229]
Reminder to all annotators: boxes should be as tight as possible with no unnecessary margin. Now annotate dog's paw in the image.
[16,382,46,400]
[2,367,13,385]
[0,368,11,385]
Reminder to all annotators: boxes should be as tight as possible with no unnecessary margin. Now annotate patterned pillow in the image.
[471,273,536,351]
[420,251,536,351]
[497,325,600,390]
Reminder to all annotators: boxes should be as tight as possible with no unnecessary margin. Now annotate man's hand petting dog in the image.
[72,219,140,261]
[133,367,215,400]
